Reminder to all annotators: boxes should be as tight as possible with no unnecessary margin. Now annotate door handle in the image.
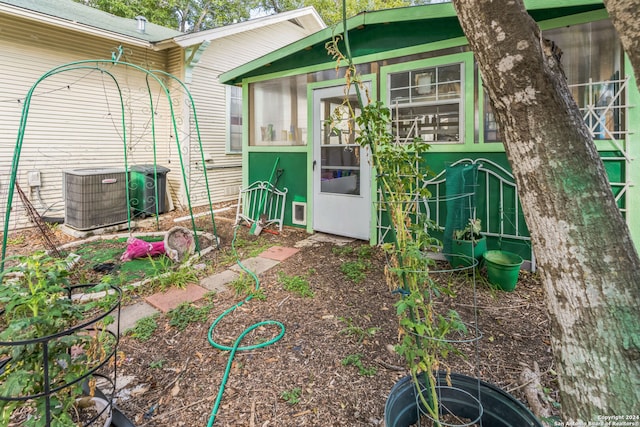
[313,160,317,170]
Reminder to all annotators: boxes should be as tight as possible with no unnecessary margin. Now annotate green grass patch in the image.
[278,270,315,298]
[167,302,213,331]
[72,236,167,284]
[230,273,254,296]
[340,260,369,283]
[333,245,373,283]
[126,315,159,341]
[232,235,272,258]
[147,257,199,292]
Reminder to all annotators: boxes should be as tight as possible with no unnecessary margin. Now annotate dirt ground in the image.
[1,205,558,426]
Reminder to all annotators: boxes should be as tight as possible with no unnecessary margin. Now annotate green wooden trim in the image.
[220,3,459,85]
[246,146,308,153]
[538,8,608,29]
[624,54,640,249]
[358,2,456,24]
[304,75,378,237]
[242,83,250,189]
[238,37,470,89]
[221,1,604,85]
[220,30,336,84]
[356,37,470,69]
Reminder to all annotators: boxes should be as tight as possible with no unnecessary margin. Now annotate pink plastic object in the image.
[120,237,166,262]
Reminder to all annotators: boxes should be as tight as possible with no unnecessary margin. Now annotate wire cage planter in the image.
[0,283,122,426]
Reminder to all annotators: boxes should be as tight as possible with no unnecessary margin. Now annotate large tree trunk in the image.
[603,0,640,90]
[451,0,640,420]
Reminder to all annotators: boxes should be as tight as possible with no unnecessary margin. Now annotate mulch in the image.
[0,205,557,426]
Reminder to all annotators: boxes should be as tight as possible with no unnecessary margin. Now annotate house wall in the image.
[0,13,176,231]
[238,8,640,256]
[184,20,323,210]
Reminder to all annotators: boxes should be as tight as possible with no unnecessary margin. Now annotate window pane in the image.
[319,98,361,195]
[389,62,463,144]
[393,103,460,143]
[229,86,242,152]
[483,20,623,142]
[249,75,307,146]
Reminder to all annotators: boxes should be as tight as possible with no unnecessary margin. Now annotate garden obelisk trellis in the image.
[1,52,220,271]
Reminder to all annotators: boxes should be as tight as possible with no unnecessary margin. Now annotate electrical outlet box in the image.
[27,170,41,187]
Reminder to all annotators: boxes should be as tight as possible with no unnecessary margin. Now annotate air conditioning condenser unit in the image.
[64,168,128,230]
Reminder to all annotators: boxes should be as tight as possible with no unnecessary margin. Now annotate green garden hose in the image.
[205,226,285,426]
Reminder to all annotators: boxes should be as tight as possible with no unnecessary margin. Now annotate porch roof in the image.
[220,0,605,86]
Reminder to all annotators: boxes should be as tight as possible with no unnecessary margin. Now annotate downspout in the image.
[177,41,211,207]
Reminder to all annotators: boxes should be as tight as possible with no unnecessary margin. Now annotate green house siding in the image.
[247,151,307,227]
[229,1,639,257]
[421,152,531,262]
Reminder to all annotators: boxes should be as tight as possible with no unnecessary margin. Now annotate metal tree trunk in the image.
[451,0,640,420]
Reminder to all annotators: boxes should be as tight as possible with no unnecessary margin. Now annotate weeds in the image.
[6,235,25,245]
[334,245,372,283]
[332,246,353,256]
[149,359,165,369]
[340,260,369,283]
[278,270,315,298]
[167,302,213,331]
[148,256,198,292]
[341,353,377,376]
[280,387,302,405]
[230,273,254,296]
[126,315,159,341]
[338,317,380,343]
[232,235,272,258]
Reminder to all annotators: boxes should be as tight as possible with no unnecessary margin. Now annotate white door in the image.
[312,84,371,240]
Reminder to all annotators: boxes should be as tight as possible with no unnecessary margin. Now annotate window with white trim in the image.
[227,85,242,153]
[389,63,464,144]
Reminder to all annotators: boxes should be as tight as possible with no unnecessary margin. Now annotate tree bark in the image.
[451,0,640,420]
[603,0,640,91]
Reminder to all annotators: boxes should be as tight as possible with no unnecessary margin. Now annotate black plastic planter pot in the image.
[385,373,542,427]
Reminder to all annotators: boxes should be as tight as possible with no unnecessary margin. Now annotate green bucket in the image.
[483,250,523,292]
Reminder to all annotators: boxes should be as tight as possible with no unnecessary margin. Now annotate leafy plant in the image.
[230,273,254,296]
[334,245,373,283]
[453,218,482,241]
[278,271,314,298]
[149,359,166,369]
[280,387,302,405]
[341,353,377,376]
[148,256,198,291]
[326,33,468,423]
[356,245,373,259]
[232,235,272,258]
[340,260,369,283]
[126,314,159,341]
[167,302,213,331]
[338,317,380,343]
[0,251,118,426]
[331,246,353,256]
